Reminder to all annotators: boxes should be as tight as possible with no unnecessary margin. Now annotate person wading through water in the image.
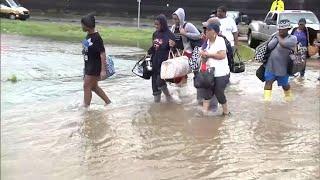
[199,23,231,116]
[263,19,297,101]
[197,17,222,112]
[170,8,202,98]
[291,18,314,78]
[81,14,111,107]
[148,14,176,103]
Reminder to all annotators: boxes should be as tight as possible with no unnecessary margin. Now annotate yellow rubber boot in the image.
[284,90,293,101]
[264,90,272,101]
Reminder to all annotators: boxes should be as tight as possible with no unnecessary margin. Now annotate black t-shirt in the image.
[173,26,184,50]
[82,32,105,76]
[149,30,176,74]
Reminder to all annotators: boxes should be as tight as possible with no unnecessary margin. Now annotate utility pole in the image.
[137,0,141,29]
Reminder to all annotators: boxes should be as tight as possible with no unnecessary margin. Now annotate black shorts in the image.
[84,64,101,76]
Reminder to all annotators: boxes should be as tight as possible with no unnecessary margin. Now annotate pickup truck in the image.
[247,10,320,48]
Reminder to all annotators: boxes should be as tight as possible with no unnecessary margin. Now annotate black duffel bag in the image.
[230,50,245,73]
[256,64,266,82]
[132,55,153,79]
[193,67,215,89]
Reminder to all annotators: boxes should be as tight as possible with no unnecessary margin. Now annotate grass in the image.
[237,43,255,62]
[0,18,255,60]
[0,18,154,49]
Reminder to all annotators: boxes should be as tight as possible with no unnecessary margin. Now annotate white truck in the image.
[247,10,320,48]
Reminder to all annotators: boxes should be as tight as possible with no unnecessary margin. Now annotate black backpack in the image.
[182,22,203,49]
[218,35,234,71]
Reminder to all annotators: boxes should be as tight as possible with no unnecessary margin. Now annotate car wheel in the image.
[248,31,260,48]
[9,14,16,20]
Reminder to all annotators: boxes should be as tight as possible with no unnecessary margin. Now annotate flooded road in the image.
[1,34,320,180]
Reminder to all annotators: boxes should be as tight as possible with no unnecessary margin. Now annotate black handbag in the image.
[132,55,153,79]
[193,66,215,89]
[256,64,266,82]
[230,50,245,73]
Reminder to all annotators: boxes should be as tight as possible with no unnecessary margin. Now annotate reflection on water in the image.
[1,35,320,180]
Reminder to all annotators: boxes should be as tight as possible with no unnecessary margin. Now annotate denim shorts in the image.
[264,71,289,86]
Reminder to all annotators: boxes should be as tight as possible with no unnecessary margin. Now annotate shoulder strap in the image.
[267,36,279,52]
[291,27,298,35]
[182,22,188,29]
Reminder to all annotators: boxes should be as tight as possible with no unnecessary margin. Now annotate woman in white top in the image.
[199,23,230,116]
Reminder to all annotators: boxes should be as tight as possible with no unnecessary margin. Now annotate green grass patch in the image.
[1,18,254,60]
[1,19,154,49]
[237,44,255,62]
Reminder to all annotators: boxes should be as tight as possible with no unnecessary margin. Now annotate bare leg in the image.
[92,84,111,105]
[83,75,94,107]
[264,80,275,90]
[202,100,210,114]
[221,103,229,115]
[282,84,290,91]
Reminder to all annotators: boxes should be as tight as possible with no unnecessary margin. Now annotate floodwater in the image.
[1,34,320,180]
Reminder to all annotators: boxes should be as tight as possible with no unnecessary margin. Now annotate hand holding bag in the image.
[132,54,153,79]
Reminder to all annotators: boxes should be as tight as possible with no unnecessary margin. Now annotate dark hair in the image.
[217,6,227,13]
[298,18,306,24]
[155,14,169,32]
[81,13,96,29]
[207,23,220,34]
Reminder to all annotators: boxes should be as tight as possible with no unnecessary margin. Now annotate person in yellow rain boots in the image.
[270,0,285,12]
[263,19,297,102]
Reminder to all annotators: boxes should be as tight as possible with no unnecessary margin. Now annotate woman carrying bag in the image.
[81,14,111,107]
[198,23,230,116]
[170,8,201,85]
[148,14,176,103]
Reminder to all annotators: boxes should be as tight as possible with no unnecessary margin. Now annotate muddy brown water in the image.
[1,34,320,180]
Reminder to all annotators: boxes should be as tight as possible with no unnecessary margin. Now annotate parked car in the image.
[247,10,320,48]
[0,0,29,20]
[227,11,252,36]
